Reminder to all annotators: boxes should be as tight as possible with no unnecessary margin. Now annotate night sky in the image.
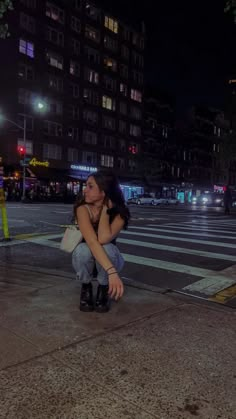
[102,0,235,113]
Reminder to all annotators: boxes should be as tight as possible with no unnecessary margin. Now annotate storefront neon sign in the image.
[29,158,50,168]
[70,165,97,172]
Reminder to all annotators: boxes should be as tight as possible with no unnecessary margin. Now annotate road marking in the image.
[0,240,25,247]
[148,224,236,235]
[121,253,214,277]
[117,238,236,262]
[129,226,236,240]
[52,211,71,214]
[39,221,71,228]
[121,230,236,249]
[183,276,236,295]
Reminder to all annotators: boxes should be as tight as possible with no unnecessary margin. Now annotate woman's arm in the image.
[76,206,124,300]
[97,205,124,244]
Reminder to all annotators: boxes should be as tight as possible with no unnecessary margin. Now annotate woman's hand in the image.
[108,273,124,300]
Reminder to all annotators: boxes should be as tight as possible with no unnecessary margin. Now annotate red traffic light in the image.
[128,145,137,154]
[17,145,26,155]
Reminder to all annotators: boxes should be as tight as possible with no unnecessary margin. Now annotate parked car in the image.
[136,194,157,205]
[127,194,158,205]
[127,197,139,205]
[194,193,223,207]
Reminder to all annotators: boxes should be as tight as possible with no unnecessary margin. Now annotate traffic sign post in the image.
[0,161,10,241]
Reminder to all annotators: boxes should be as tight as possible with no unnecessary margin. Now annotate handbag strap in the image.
[84,204,92,220]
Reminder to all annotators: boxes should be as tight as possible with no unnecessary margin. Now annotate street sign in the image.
[20,161,29,167]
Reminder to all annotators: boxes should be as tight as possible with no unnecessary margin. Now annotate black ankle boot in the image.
[80,283,94,312]
[95,285,110,313]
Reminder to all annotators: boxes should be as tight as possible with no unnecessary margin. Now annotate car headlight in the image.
[203,198,208,202]
[215,199,221,203]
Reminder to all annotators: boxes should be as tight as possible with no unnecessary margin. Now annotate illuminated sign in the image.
[70,165,97,172]
[29,158,50,168]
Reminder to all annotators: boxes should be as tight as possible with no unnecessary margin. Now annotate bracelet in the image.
[106,266,115,272]
[108,271,118,276]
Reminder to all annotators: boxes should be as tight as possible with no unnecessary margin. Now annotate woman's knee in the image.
[72,243,93,266]
[102,243,124,270]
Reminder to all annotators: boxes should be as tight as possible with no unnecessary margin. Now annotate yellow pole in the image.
[0,160,10,240]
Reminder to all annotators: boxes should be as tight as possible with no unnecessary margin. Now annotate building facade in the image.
[0,0,145,200]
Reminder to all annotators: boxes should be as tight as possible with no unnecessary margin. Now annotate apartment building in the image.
[0,0,145,199]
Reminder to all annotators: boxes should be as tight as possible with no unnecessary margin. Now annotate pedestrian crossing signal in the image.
[17,145,26,157]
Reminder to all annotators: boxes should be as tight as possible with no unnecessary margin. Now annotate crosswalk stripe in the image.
[0,240,25,247]
[117,238,236,262]
[122,253,213,277]
[128,226,236,240]
[148,224,236,235]
[120,230,236,249]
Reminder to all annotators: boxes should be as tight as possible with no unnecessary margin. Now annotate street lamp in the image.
[0,100,46,201]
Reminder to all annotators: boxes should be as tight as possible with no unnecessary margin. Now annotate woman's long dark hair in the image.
[74,170,130,228]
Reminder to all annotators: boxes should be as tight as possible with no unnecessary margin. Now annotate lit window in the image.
[120,83,127,96]
[104,16,118,33]
[102,95,116,111]
[46,2,64,24]
[84,68,99,84]
[46,51,63,70]
[85,25,100,42]
[131,89,142,103]
[19,39,34,58]
[70,61,80,77]
[101,154,114,168]
[104,56,117,72]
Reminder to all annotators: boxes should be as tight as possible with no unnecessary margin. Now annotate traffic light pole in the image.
[22,116,26,201]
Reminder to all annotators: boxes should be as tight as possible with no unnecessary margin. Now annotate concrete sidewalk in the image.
[0,265,235,419]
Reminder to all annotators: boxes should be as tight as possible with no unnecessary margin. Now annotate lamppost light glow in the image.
[38,102,44,109]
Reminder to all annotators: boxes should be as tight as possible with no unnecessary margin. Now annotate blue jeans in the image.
[72,242,124,285]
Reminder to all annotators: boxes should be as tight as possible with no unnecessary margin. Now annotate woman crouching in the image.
[72,170,130,313]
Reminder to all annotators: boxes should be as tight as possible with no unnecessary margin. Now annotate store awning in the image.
[26,167,68,181]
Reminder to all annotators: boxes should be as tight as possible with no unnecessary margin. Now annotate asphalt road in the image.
[0,202,236,304]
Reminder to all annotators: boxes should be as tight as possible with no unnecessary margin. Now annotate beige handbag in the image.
[60,225,83,253]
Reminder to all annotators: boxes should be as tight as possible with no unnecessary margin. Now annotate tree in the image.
[0,0,13,39]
